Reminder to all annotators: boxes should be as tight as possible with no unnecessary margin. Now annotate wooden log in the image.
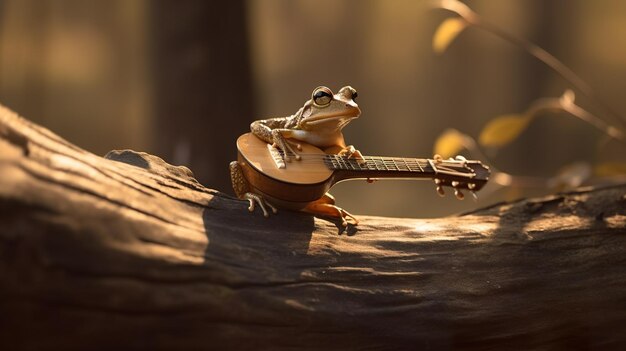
[0,104,625,350]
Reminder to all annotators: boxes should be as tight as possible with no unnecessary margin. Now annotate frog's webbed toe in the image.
[338,208,359,227]
[338,145,365,164]
[304,201,359,227]
[244,192,278,218]
[285,138,303,151]
[271,129,301,162]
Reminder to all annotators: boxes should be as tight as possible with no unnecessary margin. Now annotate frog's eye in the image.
[338,86,358,101]
[312,87,333,106]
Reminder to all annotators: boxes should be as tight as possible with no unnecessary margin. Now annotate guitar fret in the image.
[367,158,376,170]
[341,156,350,170]
[329,155,338,169]
[402,158,411,172]
[404,159,412,171]
[413,160,421,172]
[406,159,415,172]
[368,157,376,171]
[358,159,367,170]
[341,157,349,170]
[415,159,424,172]
[337,157,344,170]
[348,158,355,170]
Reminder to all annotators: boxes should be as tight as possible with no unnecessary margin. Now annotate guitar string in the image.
[275,154,431,167]
[269,153,442,173]
[266,149,479,175]
[272,153,431,164]
[272,152,432,162]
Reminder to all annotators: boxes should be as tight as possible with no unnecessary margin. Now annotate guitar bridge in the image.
[267,144,286,169]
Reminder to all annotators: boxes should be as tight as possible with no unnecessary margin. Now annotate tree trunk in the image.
[0,104,625,350]
[150,0,254,193]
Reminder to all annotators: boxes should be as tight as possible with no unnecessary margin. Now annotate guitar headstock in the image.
[430,155,491,200]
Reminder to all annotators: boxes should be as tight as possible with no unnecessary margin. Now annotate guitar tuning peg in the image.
[436,185,445,197]
[451,181,460,188]
[468,183,476,190]
[433,154,443,163]
[434,178,442,185]
[455,155,467,161]
[454,189,465,200]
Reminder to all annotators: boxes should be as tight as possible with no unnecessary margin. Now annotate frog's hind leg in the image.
[243,192,277,217]
[229,161,249,198]
[303,193,359,226]
[229,161,277,217]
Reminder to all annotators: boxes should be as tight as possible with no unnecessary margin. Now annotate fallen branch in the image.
[0,104,625,349]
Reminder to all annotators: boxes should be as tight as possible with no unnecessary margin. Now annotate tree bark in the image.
[0,104,625,350]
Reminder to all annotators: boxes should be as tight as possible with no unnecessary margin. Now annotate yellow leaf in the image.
[479,114,532,148]
[594,162,626,177]
[432,17,468,54]
[433,128,468,158]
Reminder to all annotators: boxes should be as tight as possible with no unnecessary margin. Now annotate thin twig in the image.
[431,0,626,131]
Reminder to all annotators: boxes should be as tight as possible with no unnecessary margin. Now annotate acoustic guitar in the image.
[235,133,490,209]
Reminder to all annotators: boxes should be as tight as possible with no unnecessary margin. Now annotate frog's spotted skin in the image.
[230,86,362,226]
[229,160,277,218]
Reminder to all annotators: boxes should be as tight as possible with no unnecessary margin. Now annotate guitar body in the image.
[236,133,336,208]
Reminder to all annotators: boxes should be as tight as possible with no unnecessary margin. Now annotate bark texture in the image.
[0,104,625,350]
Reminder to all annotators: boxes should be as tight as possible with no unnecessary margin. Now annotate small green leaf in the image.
[594,162,626,177]
[433,128,468,158]
[432,17,468,54]
[479,114,532,148]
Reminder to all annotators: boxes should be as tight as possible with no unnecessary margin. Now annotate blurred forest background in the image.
[1,0,625,218]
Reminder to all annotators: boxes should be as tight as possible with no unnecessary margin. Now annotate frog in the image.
[229,85,363,226]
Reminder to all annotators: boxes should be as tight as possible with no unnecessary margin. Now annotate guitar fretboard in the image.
[324,155,435,174]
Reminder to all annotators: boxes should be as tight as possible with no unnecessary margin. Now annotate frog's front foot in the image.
[271,129,302,162]
[303,193,359,227]
[244,192,278,218]
[338,145,365,164]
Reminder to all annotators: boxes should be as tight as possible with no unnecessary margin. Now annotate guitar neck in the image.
[325,155,437,180]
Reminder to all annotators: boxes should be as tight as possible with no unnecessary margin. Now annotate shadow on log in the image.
[0,104,625,350]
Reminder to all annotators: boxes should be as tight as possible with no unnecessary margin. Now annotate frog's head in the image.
[296,86,361,131]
